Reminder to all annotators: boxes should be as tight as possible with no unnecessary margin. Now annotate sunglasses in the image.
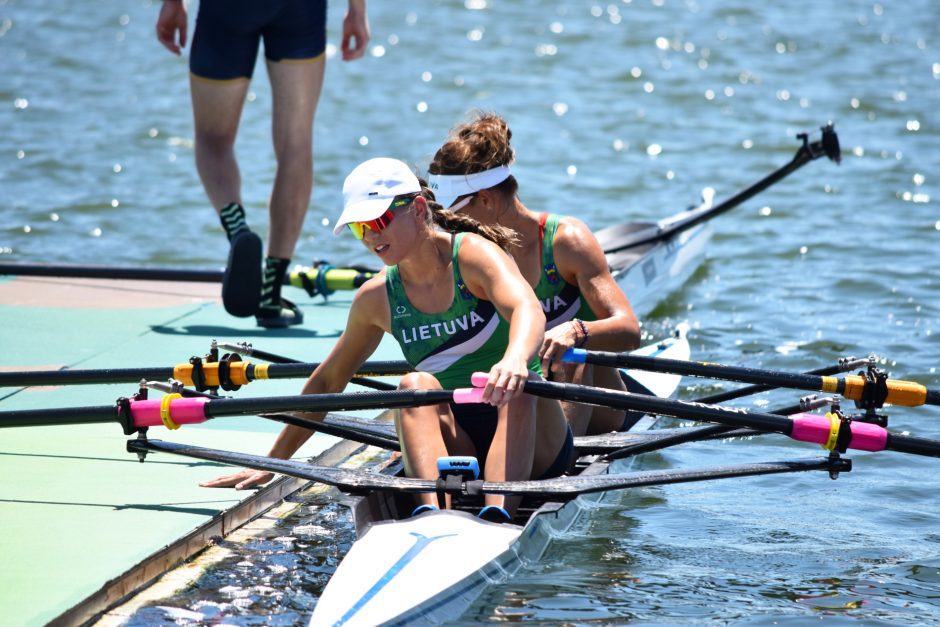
[347,193,419,240]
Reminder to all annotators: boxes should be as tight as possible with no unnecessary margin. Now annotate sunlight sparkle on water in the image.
[647,143,662,157]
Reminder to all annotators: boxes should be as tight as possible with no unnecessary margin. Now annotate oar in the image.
[0,261,379,291]
[0,387,485,431]
[565,350,939,408]
[601,123,841,255]
[690,357,870,405]
[0,358,411,389]
[466,374,940,459]
[603,357,874,460]
[603,396,838,461]
[142,381,401,450]
[129,438,849,498]
[214,342,402,392]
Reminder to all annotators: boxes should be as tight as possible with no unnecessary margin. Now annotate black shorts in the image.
[450,404,574,479]
[451,403,499,462]
[190,0,328,80]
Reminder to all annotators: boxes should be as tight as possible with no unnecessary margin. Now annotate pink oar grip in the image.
[789,413,888,452]
[452,387,486,404]
[130,397,210,427]
[471,372,489,388]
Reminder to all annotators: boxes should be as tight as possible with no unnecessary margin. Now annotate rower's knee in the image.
[398,371,441,391]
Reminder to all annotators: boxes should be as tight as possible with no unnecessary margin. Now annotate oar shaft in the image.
[568,350,933,407]
[0,359,412,388]
[0,367,175,387]
[513,378,940,458]
[0,405,117,427]
[0,388,467,430]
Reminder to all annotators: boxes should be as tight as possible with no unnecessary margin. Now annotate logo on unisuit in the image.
[400,311,486,344]
[393,305,410,319]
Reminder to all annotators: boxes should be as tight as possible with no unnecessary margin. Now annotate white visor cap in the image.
[427,165,511,210]
[333,157,422,235]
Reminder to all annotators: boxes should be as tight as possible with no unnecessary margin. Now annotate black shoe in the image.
[222,230,263,317]
[256,297,304,328]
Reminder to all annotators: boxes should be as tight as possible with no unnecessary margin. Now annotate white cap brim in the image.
[427,165,511,210]
[332,197,392,235]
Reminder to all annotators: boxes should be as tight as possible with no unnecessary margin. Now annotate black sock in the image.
[260,256,290,311]
[219,202,248,240]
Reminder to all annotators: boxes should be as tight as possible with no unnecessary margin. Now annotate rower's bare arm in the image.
[552,218,640,351]
[461,234,546,404]
[200,278,389,490]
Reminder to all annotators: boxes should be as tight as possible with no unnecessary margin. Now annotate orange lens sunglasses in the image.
[347,194,418,240]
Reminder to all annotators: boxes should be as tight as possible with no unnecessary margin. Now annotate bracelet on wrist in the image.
[572,318,589,348]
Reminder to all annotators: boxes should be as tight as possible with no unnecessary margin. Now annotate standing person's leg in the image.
[189,0,265,318]
[256,56,325,326]
[252,0,328,327]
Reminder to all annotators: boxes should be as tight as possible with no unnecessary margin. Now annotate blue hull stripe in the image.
[334,531,456,626]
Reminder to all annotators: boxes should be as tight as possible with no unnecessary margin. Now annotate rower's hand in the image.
[155,0,188,55]
[539,320,580,377]
[200,469,273,490]
[481,355,529,406]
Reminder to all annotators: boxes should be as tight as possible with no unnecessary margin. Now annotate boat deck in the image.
[0,274,402,626]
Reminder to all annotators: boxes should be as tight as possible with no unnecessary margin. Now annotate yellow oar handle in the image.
[171,361,269,387]
[822,375,927,407]
[289,267,377,293]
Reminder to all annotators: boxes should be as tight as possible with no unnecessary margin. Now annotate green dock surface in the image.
[0,275,400,626]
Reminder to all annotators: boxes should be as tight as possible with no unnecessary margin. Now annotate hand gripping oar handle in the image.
[468,373,940,458]
[563,349,936,408]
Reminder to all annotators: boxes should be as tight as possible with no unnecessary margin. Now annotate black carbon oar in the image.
[0,261,379,290]
[128,438,850,498]
[0,387,480,431]
[600,123,841,255]
[565,350,939,408]
[498,376,940,459]
[0,358,411,389]
[690,357,870,405]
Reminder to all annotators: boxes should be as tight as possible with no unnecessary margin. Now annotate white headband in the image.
[427,165,512,210]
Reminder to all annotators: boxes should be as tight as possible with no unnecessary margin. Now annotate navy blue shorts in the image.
[451,403,498,462]
[450,404,574,479]
[190,0,327,80]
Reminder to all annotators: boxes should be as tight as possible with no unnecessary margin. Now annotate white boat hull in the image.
[310,329,690,626]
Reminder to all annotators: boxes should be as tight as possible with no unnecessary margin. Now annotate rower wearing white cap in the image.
[429,112,642,436]
[202,157,572,523]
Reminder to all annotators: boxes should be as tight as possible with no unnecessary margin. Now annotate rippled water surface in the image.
[2,0,939,624]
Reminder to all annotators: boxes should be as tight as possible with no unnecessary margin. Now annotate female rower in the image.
[202,157,572,521]
[428,112,641,436]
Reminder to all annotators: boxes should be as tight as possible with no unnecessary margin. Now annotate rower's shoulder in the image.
[553,215,604,253]
[351,270,389,304]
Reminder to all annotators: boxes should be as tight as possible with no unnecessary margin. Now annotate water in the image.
[3,0,939,624]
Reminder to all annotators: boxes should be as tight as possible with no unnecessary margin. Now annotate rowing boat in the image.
[308,328,689,626]
[0,125,843,625]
